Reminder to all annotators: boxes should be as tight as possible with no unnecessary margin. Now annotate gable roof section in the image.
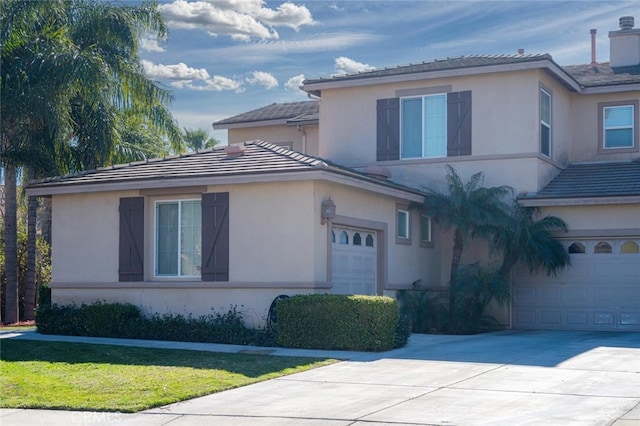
[212,101,319,129]
[26,141,424,200]
[519,160,640,206]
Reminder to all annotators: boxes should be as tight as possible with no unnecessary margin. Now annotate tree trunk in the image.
[448,228,464,333]
[41,196,52,249]
[24,192,38,320]
[4,165,19,324]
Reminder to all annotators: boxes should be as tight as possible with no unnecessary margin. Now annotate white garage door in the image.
[331,227,376,295]
[512,239,640,331]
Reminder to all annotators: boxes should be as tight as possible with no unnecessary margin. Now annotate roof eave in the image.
[581,83,640,94]
[519,195,640,207]
[302,59,582,94]
[212,118,289,130]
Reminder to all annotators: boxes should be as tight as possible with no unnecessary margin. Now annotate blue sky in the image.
[136,1,639,145]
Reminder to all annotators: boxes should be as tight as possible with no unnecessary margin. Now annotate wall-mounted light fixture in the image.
[321,197,336,225]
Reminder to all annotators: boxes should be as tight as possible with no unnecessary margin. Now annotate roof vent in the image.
[517,48,525,56]
[590,29,597,66]
[224,144,246,158]
[363,164,391,181]
[620,16,634,30]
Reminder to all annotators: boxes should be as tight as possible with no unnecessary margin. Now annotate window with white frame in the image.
[155,199,201,277]
[603,105,634,149]
[396,208,410,244]
[540,88,551,157]
[401,94,447,159]
[598,100,639,153]
[420,214,432,247]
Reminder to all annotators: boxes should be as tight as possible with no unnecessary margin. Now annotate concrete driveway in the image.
[2,330,639,425]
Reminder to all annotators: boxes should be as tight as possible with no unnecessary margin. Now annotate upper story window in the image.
[156,200,202,277]
[598,100,639,154]
[540,88,551,158]
[401,94,447,158]
[377,90,471,161]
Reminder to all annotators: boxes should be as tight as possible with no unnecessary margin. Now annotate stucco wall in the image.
[540,203,640,233]
[570,90,640,162]
[228,124,319,156]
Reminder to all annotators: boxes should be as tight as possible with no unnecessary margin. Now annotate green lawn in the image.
[0,340,333,412]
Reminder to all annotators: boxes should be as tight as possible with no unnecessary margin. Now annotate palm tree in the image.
[183,128,219,152]
[493,202,570,279]
[418,165,512,332]
[1,0,183,322]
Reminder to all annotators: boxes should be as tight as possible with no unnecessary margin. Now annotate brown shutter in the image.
[376,98,400,161]
[447,91,472,157]
[119,197,144,282]
[201,192,229,281]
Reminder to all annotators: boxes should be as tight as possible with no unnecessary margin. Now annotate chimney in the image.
[590,29,597,66]
[609,16,640,67]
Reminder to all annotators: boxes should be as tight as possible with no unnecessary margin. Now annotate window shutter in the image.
[377,98,400,161]
[447,91,472,157]
[119,197,144,282]
[201,192,229,281]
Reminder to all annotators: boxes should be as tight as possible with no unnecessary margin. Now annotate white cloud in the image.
[139,36,166,53]
[285,74,305,91]
[172,75,244,92]
[159,0,315,41]
[142,60,210,80]
[334,56,374,76]
[246,71,278,89]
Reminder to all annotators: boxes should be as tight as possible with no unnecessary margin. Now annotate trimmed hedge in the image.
[35,302,263,345]
[275,294,401,351]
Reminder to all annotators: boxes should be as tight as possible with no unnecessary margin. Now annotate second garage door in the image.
[331,227,377,295]
[512,238,640,331]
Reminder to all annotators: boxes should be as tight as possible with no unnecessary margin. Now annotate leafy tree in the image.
[183,128,219,152]
[417,165,512,333]
[493,202,570,279]
[1,0,182,322]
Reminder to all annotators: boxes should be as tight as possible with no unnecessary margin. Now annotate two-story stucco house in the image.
[28,17,640,331]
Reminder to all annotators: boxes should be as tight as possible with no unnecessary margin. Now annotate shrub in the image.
[396,281,448,333]
[36,301,261,345]
[275,294,400,352]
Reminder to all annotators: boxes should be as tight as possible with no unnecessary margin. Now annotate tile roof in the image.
[520,160,640,200]
[303,54,554,85]
[27,141,422,196]
[212,101,319,127]
[562,63,640,87]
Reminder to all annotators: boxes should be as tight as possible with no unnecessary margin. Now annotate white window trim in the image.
[154,198,201,278]
[400,93,447,160]
[420,214,434,248]
[597,100,639,154]
[396,206,411,245]
[540,87,552,158]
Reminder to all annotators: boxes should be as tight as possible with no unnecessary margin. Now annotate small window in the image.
[339,231,349,245]
[353,233,362,246]
[621,241,639,254]
[540,88,551,157]
[396,209,409,240]
[420,214,433,247]
[366,234,374,247]
[598,100,639,153]
[594,241,612,254]
[568,242,585,254]
[155,199,201,277]
[331,230,335,243]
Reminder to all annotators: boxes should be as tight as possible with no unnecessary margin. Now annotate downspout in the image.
[296,125,307,154]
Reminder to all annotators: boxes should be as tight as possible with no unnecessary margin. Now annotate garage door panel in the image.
[331,227,377,296]
[513,238,640,332]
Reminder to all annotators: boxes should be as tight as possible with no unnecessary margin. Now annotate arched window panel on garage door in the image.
[568,242,586,254]
[594,241,613,254]
[621,241,639,253]
[331,226,377,295]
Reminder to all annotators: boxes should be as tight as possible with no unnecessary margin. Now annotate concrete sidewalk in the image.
[1,330,639,425]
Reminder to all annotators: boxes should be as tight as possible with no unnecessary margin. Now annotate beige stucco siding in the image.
[228,124,319,156]
[570,91,640,162]
[52,191,137,283]
[541,204,640,234]
[319,71,543,167]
